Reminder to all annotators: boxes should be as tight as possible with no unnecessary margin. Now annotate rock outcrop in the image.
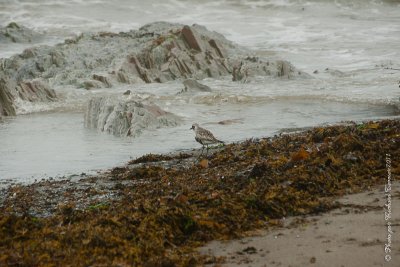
[0,74,57,116]
[232,58,304,81]
[179,79,212,94]
[0,22,43,43]
[113,24,308,84]
[17,79,56,102]
[0,75,56,116]
[0,21,309,116]
[112,23,234,84]
[84,97,181,137]
[0,79,16,116]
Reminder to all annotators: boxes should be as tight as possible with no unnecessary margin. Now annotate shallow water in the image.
[0,0,399,184]
[0,93,397,185]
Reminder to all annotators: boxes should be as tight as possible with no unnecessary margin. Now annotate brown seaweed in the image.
[0,120,399,266]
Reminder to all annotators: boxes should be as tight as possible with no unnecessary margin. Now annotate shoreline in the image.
[0,119,399,266]
[2,115,400,190]
[199,182,400,266]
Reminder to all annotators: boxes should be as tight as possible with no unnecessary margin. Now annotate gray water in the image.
[0,0,399,184]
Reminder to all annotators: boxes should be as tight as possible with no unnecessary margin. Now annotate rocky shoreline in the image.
[0,21,309,136]
[0,119,398,266]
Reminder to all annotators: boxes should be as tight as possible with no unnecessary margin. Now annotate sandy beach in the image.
[200,182,400,267]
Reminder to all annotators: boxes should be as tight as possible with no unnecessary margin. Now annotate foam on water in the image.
[1,0,399,72]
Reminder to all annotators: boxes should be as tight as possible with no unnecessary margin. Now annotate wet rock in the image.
[182,25,204,52]
[0,21,309,116]
[0,22,43,43]
[232,58,309,82]
[180,79,212,93]
[92,74,112,88]
[114,24,234,82]
[209,39,226,58]
[217,119,243,125]
[82,80,102,90]
[18,79,56,102]
[0,79,16,116]
[0,77,56,116]
[84,96,181,137]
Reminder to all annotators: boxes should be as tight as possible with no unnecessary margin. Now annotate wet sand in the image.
[200,182,400,267]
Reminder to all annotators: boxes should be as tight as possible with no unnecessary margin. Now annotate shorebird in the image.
[190,123,224,156]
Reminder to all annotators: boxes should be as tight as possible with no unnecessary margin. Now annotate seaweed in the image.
[0,119,398,266]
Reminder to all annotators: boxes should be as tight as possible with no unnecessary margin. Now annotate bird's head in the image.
[190,123,199,130]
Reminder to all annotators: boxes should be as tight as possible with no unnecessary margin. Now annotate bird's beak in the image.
[190,126,194,130]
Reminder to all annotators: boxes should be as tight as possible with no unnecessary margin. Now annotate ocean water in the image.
[0,0,399,184]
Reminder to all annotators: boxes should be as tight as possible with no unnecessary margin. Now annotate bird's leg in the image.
[206,145,209,156]
[199,145,205,157]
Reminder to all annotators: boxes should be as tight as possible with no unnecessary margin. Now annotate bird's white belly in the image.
[201,140,216,145]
